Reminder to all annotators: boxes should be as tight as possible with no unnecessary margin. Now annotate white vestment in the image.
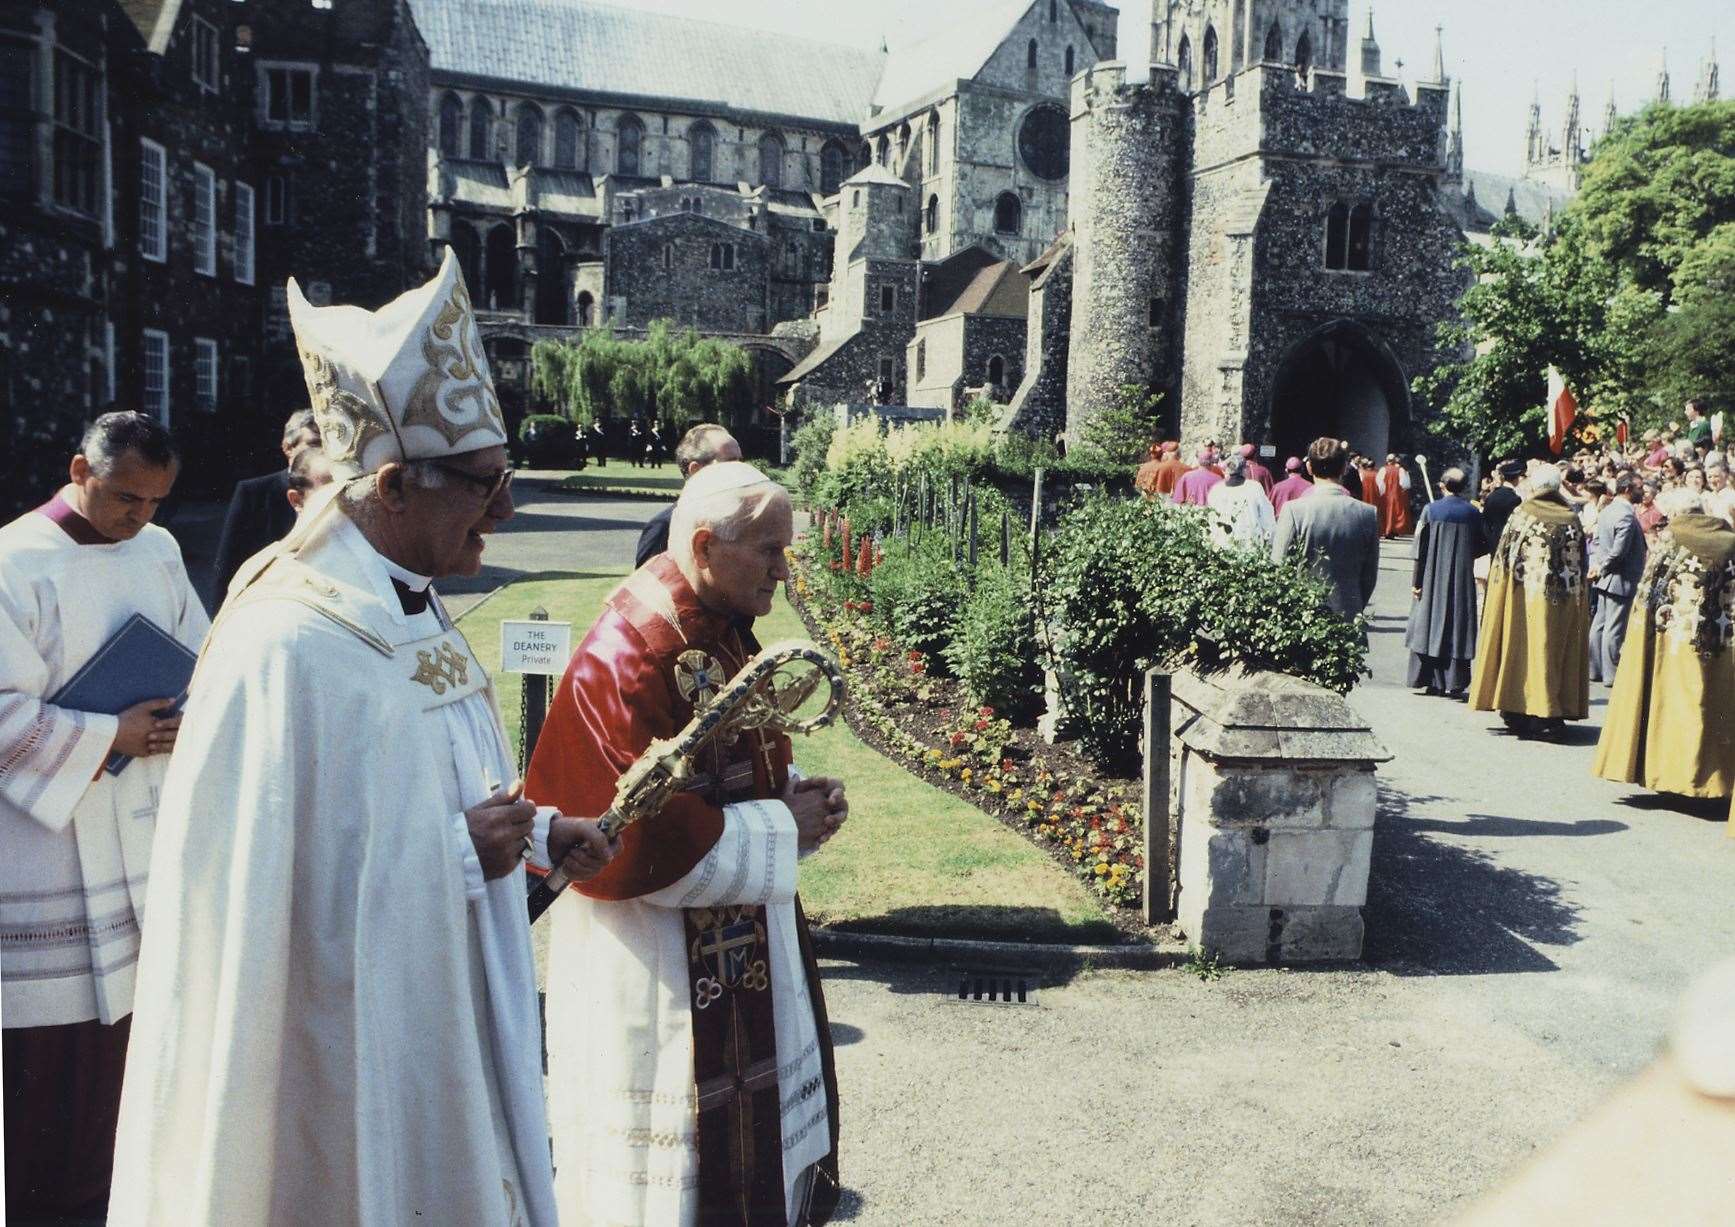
[0,507,207,1028]
[1206,479,1277,550]
[546,808,830,1227]
[110,514,557,1227]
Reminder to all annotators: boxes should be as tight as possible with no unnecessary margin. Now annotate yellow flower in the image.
[961,768,973,783]
[1094,863,1108,876]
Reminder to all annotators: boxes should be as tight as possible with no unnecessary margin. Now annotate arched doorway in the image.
[1267,321,1409,465]
[483,224,517,312]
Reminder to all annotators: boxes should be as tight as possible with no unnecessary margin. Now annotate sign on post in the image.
[500,618,573,675]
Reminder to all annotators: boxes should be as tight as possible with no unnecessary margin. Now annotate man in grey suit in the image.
[1587,472,1647,683]
[1272,437,1382,626]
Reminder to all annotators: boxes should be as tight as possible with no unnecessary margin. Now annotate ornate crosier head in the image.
[286,248,507,477]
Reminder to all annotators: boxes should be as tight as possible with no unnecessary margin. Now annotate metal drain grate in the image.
[952,970,1038,1005]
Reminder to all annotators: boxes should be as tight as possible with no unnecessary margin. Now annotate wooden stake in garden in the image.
[1000,508,1011,567]
[1142,668,1173,925]
[1029,468,1045,574]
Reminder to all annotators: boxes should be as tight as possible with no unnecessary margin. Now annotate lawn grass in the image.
[456,572,1118,943]
[555,463,684,495]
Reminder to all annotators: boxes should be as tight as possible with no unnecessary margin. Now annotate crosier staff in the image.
[526,640,844,922]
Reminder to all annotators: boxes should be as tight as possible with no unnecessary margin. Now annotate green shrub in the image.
[788,411,836,503]
[517,414,578,468]
[842,494,896,539]
[1047,494,1366,770]
[517,413,569,442]
[945,565,1044,721]
[866,536,966,667]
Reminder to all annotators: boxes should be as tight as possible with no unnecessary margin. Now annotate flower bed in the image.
[788,541,1150,920]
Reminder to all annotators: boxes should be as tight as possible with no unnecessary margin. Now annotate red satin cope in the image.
[525,557,790,901]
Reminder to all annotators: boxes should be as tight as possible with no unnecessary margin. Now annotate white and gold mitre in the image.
[287,248,507,475]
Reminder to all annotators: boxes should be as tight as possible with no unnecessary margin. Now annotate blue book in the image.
[50,613,197,776]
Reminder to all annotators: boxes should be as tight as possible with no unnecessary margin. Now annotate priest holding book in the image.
[0,410,209,1221]
[108,252,614,1227]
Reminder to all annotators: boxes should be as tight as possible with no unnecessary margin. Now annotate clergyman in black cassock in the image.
[1406,480,1490,695]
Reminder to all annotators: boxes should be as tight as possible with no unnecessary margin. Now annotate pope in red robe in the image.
[528,466,847,1227]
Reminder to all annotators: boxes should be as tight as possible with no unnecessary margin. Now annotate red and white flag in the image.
[1546,367,1578,456]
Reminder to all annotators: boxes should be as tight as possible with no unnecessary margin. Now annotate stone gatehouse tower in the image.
[1014,0,1471,465]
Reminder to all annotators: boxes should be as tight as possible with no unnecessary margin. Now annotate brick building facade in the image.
[0,0,428,510]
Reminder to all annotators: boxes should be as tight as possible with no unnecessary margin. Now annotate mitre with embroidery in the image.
[287,247,507,475]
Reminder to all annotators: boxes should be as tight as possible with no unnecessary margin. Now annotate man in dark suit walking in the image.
[1272,437,1381,629]
[1587,472,1647,684]
[633,423,742,568]
[209,409,319,606]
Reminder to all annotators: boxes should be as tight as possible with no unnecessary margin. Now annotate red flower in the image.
[909,660,926,675]
[1000,758,1015,773]
[978,705,995,718]
[973,718,989,732]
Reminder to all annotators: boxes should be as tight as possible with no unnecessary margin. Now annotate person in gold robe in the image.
[1592,489,1735,816]
[1469,464,1591,738]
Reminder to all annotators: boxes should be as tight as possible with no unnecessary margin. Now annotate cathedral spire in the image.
[1447,80,1464,180]
[1657,47,1671,104]
[1603,82,1618,142]
[1563,71,1582,163]
[1360,5,1382,78]
[1695,37,1720,103]
[1525,81,1543,167]
[1429,24,1447,86]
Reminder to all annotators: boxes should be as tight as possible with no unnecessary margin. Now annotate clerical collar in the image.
[376,554,434,616]
[35,491,118,545]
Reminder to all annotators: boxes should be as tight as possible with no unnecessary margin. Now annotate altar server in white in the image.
[108,250,614,1227]
[0,411,207,1220]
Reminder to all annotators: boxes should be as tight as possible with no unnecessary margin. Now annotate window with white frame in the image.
[234,181,255,283]
[142,329,170,423]
[191,17,220,91]
[53,49,101,217]
[139,138,166,261]
[193,163,216,275]
[194,338,218,408]
[259,64,315,129]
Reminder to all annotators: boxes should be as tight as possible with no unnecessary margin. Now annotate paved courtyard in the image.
[172,481,1735,1224]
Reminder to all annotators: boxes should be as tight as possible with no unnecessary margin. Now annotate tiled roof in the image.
[921,247,1028,320]
[409,0,885,127]
[1457,170,1570,231]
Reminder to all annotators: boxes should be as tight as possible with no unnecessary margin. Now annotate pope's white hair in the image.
[1528,464,1564,495]
[669,462,789,565]
[1659,488,1706,517]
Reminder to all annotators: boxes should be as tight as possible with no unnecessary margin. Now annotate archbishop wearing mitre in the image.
[527,462,849,1227]
[108,251,613,1227]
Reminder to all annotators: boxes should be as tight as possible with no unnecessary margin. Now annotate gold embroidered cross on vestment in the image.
[410,641,471,693]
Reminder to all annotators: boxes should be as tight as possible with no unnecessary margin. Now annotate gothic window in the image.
[878,355,895,389]
[515,104,543,169]
[1017,103,1069,181]
[537,228,568,324]
[1231,0,1246,71]
[554,108,583,170]
[438,93,464,158]
[576,291,595,326]
[1065,46,1075,76]
[1048,0,1057,21]
[880,284,896,316]
[1295,31,1313,82]
[1324,201,1349,269]
[924,193,938,234]
[450,220,481,292]
[1027,39,1038,70]
[915,340,925,381]
[925,112,939,176]
[484,223,516,310]
[820,140,845,195]
[1348,203,1374,271]
[616,113,643,176]
[662,242,674,271]
[1177,35,1193,92]
[468,97,492,159]
[1202,26,1218,83]
[1148,295,1161,327]
[709,241,736,271]
[1263,20,1283,63]
[988,355,1005,386]
[758,132,784,188]
[876,135,889,167]
[994,191,1021,235]
[690,121,716,182]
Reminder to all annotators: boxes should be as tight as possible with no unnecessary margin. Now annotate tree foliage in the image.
[530,320,755,428]
[1417,100,1735,455]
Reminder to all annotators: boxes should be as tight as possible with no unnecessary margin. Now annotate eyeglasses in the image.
[432,462,514,502]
